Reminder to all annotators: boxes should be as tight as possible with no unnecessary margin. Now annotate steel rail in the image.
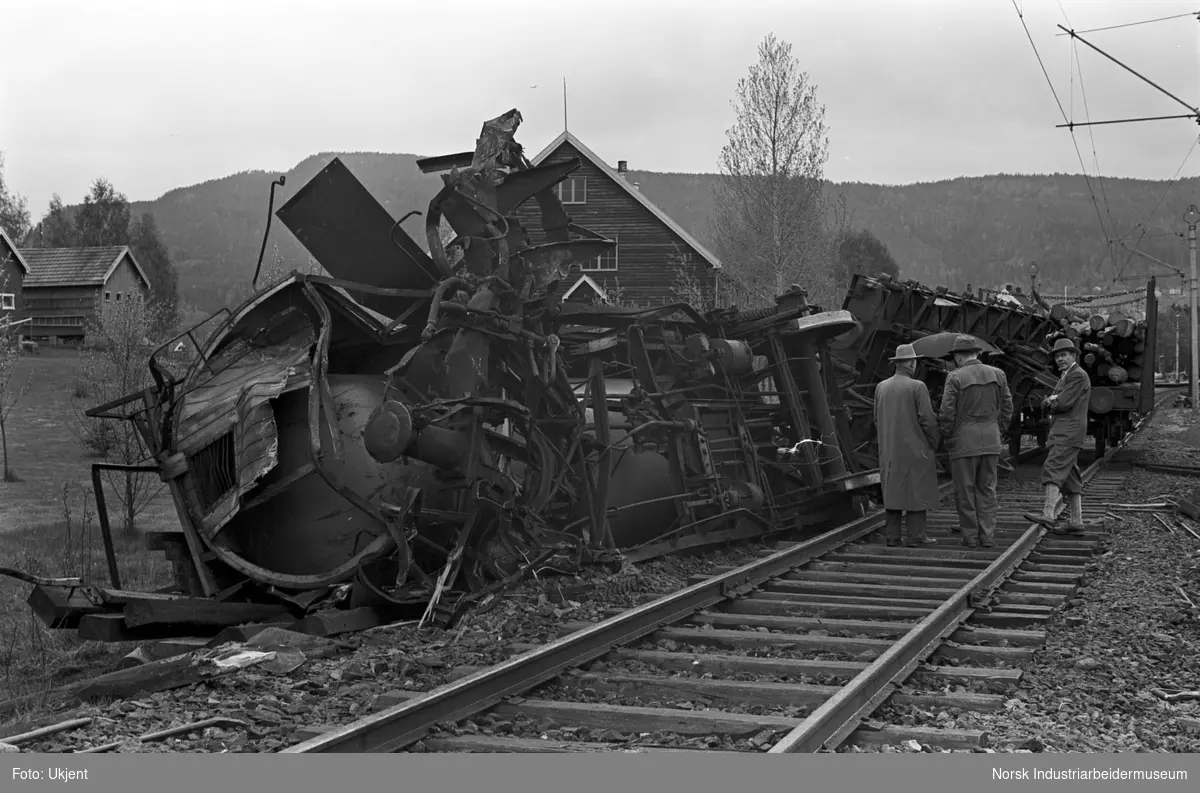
[283,483,954,753]
[767,389,1173,753]
[285,391,1177,755]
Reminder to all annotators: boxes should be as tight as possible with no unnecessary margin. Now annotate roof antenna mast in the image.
[563,77,568,132]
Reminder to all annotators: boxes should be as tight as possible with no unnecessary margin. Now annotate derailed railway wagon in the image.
[832,273,1158,466]
[22,109,883,641]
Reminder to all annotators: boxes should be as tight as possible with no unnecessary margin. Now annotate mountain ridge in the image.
[106,151,1198,316]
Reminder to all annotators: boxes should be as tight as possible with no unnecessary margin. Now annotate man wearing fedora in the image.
[938,334,1014,548]
[874,343,941,547]
[1024,338,1092,535]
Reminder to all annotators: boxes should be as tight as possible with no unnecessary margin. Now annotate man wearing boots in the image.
[1024,338,1092,535]
[874,343,941,547]
[938,335,1014,548]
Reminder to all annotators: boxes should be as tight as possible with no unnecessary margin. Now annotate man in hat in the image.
[938,335,1014,548]
[874,343,941,547]
[1024,338,1092,535]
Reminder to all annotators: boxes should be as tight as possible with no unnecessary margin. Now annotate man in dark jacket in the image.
[938,335,1014,548]
[1024,338,1092,535]
[874,343,941,547]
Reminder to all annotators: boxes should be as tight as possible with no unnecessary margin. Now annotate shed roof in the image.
[529,131,722,270]
[19,246,151,289]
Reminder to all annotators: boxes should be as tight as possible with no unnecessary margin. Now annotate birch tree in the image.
[712,34,839,307]
[0,153,31,241]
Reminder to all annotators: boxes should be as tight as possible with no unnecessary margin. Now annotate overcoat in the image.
[1046,362,1091,449]
[874,371,941,511]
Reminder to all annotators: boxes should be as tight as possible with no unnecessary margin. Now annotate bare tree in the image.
[74,291,168,535]
[0,270,30,482]
[712,33,839,308]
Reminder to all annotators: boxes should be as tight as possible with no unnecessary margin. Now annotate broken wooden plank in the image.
[0,649,260,720]
[285,607,398,637]
[27,585,108,630]
[77,614,220,643]
[0,717,92,746]
[123,598,291,629]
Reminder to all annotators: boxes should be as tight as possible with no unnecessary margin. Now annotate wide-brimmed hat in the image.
[890,343,920,362]
[950,334,982,354]
[1050,338,1078,355]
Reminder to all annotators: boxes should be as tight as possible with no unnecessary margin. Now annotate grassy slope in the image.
[0,349,177,706]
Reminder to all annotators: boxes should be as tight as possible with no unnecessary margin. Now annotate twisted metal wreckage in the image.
[20,109,1157,644]
[21,110,882,641]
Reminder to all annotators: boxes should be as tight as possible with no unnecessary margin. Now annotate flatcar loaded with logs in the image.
[1042,286,1158,455]
[834,273,1158,465]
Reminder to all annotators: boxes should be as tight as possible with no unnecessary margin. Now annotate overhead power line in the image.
[1055,11,1200,36]
[1010,1,1115,272]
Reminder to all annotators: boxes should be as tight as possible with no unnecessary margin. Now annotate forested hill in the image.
[126,153,1199,316]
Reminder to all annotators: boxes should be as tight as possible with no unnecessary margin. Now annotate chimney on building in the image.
[633,181,640,191]
[617,160,628,174]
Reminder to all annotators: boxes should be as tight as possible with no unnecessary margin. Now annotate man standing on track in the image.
[874,343,941,547]
[1024,338,1092,536]
[938,335,1014,548]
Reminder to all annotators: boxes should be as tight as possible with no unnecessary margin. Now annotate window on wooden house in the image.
[0,293,14,311]
[105,291,111,301]
[580,235,618,272]
[556,176,587,205]
[33,315,85,327]
[116,292,122,301]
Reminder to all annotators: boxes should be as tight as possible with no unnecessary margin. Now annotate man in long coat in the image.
[874,343,941,547]
[938,335,1014,548]
[1024,338,1092,535]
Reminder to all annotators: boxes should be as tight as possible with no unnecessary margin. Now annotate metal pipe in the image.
[792,338,848,480]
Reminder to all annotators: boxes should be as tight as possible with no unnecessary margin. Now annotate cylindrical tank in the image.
[217,374,437,582]
[590,409,680,548]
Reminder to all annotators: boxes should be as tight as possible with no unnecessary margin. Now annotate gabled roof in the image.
[562,274,609,303]
[0,229,31,275]
[529,131,722,270]
[18,246,151,289]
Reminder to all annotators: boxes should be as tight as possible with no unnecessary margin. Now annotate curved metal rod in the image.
[423,277,471,341]
[252,175,287,290]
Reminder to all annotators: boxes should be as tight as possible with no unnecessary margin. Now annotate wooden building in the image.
[0,229,30,335]
[17,246,151,344]
[514,131,722,307]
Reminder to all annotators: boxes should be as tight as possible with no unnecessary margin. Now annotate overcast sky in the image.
[2,0,1198,219]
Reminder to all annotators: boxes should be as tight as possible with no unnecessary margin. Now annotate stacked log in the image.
[1046,305,1149,386]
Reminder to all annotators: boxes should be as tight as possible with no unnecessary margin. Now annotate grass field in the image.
[0,349,178,708]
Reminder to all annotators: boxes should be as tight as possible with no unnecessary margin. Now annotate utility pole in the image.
[1174,305,1182,383]
[1188,205,1200,411]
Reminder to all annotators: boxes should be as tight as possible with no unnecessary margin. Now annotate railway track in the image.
[281,396,1172,755]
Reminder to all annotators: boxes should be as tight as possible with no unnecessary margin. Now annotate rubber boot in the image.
[1024,484,1060,529]
[1056,493,1087,535]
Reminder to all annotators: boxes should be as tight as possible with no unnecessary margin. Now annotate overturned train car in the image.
[39,110,881,638]
[834,273,1158,467]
